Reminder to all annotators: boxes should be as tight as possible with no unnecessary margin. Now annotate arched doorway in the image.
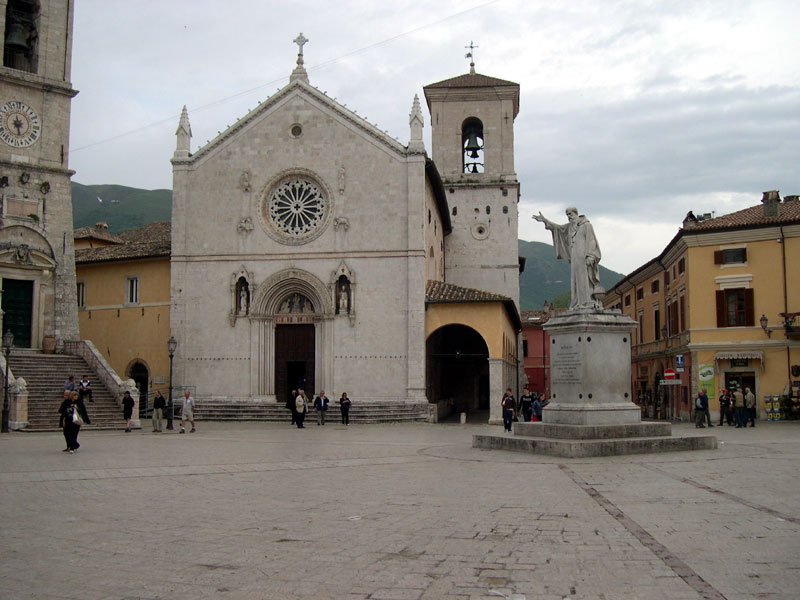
[426,324,490,419]
[128,361,149,416]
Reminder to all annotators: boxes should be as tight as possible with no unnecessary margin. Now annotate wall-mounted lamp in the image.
[760,314,771,337]
[761,313,799,339]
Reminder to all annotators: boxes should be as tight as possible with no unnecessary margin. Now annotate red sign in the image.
[664,369,676,380]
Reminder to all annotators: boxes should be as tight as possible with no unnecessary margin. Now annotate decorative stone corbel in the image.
[238,216,254,235]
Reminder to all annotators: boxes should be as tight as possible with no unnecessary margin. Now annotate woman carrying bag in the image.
[59,390,91,453]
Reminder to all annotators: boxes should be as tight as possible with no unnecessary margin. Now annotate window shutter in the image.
[716,290,726,327]
[744,288,755,327]
[741,248,747,262]
[714,250,724,264]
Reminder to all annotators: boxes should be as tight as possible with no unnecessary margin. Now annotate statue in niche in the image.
[533,206,603,310]
[240,170,251,192]
[236,277,250,315]
[338,166,346,194]
[337,276,351,315]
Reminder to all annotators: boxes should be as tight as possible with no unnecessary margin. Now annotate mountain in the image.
[71,182,171,233]
[518,239,624,310]
[70,182,624,309]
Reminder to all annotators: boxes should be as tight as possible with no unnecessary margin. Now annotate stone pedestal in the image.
[472,308,718,457]
[544,308,640,424]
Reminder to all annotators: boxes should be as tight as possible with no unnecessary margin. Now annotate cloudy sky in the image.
[68,0,799,274]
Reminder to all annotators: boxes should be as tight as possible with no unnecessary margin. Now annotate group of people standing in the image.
[502,386,546,432]
[286,389,351,428]
[695,385,757,428]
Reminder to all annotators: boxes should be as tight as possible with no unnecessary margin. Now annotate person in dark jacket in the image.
[695,391,708,428]
[59,391,90,453]
[122,391,135,432]
[502,388,515,432]
[286,389,297,425]
[314,390,329,426]
[152,390,166,432]
[339,392,351,425]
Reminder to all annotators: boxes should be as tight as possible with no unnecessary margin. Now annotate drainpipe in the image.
[780,226,790,382]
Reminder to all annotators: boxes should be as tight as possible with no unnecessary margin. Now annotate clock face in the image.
[0,101,41,148]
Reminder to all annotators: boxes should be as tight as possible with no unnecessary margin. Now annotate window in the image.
[624,294,631,307]
[714,248,747,265]
[638,315,643,343]
[664,270,670,286]
[654,309,661,340]
[679,295,685,331]
[3,0,39,73]
[502,206,508,214]
[715,288,754,327]
[126,277,139,305]
[452,206,457,216]
[636,288,643,300]
[523,339,528,358]
[651,279,659,293]
[76,282,85,308]
[678,258,685,274]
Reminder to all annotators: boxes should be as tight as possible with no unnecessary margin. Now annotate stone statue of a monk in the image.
[533,207,603,310]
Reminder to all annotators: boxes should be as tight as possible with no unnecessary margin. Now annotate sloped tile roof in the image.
[685,199,800,231]
[424,72,519,89]
[75,221,171,264]
[426,280,521,331]
[520,310,550,323]
[426,280,510,303]
[73,226,124,244]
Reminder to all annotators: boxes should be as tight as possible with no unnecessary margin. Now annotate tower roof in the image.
[423,72,520,118]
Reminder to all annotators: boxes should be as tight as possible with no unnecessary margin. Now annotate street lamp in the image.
[2,330,14,433]
[166,335,177,430]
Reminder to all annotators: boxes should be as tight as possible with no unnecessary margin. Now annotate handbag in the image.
[72,408,84,425]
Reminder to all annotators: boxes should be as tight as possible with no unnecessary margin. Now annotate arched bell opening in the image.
[426,324,490,421]
[461,117,484,174]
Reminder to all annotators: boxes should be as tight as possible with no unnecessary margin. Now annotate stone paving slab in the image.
[0,421,798,599]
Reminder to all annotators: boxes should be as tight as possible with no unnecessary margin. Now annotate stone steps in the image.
[191,401,428,423]
[8,352,128,431]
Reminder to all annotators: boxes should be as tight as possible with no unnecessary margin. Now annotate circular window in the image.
[471,222,490,240]
[290,124,303,137]
[260,173,332,244]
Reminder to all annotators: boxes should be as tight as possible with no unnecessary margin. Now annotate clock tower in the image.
[0,0,78,349]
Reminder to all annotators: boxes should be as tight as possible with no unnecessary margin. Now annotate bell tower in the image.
[0,0,79,349]
[423,68,521,307]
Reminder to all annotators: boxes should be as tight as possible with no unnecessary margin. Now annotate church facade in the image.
[170,42,522,421]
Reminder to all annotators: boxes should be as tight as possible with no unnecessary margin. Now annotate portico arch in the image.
[249,269,334,399]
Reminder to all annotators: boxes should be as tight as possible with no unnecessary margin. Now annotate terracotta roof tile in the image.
[685,198,800,231]
[73,226,124,244]
[75,221,171,264]
[426,280,511,303]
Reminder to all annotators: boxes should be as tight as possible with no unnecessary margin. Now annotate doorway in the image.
[129,361,149,416]
[275,324,315,403]
[1,278,33,347]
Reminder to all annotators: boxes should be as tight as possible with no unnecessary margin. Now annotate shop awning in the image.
[714,351,764,372]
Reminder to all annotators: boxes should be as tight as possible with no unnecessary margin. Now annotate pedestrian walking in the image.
[339,392,351,425]
[501,388,515,432]
[295,389,308,429]
[745,387,756,427]
[532,393,544,422]
[314,390,329,425]
[152,390,165,432]
[59,390,90,453]
[180,390,196,433]
[122,390,135,432]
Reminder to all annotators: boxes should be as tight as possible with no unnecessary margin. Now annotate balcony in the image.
[632,331,690,358]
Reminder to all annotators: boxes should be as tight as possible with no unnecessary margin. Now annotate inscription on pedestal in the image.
[552,343,581,384]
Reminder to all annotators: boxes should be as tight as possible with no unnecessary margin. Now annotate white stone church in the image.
[169,39,523,422]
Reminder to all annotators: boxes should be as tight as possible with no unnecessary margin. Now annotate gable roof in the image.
[73,225,123,245]
[174,79,409,164]
[425,72,519,89]
[684,198,800,231]
[75,221,171,264]
[426,280,521,330]
[423,72,520,118]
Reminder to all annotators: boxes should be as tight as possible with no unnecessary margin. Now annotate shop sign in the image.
[698,363,715,398]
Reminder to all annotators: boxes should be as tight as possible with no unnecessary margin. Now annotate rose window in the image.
[267,178,327,239]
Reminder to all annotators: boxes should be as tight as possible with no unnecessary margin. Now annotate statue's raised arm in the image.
[532,207,603,310]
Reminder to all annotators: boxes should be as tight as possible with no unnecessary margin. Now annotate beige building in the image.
[74,221,171,401]
[605,192,800,421]
[168,44,522,422]
[0,0,79,350]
